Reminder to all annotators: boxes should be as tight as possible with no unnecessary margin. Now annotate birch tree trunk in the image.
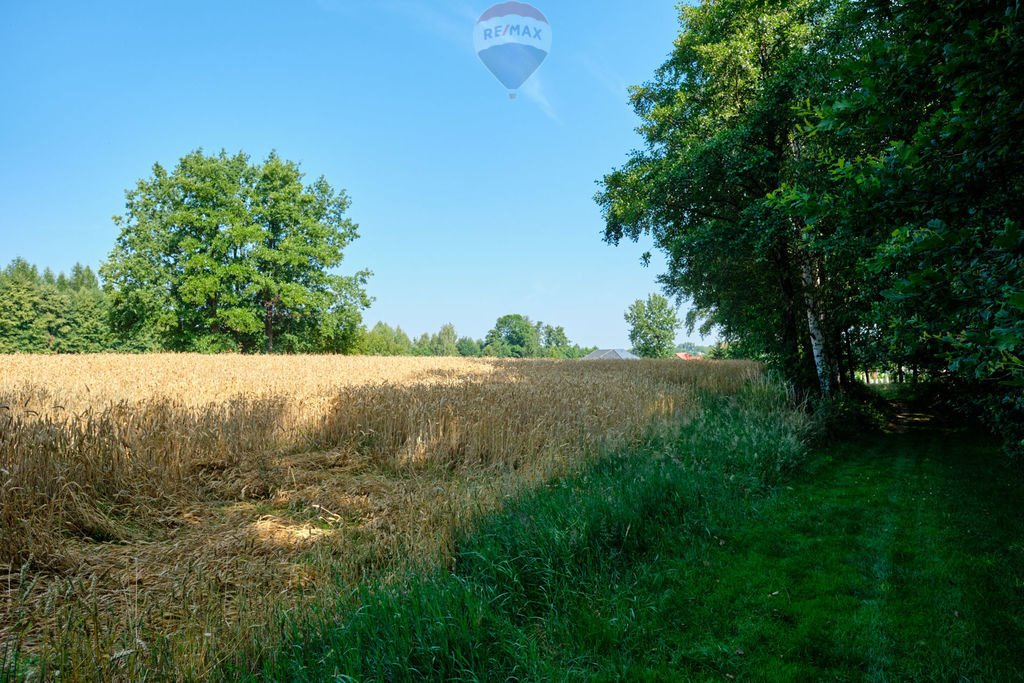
[801,259,832,396]
[788,135,835,397]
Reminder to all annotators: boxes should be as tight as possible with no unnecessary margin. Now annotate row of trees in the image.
[4,150,659,359]
[0,254,370,355]
[0,152,376,355]
[3,149,703,360]
[319,314,595,358]
[0,259,598,358]
[0,259,116,353]
[599,0,1022,451]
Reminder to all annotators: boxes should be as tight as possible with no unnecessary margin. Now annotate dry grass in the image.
[0,354,759,680]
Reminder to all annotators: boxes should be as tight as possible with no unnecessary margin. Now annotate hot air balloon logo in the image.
[474,2,551,99]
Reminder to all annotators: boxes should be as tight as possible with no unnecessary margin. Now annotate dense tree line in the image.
[0,258,594,359]
[356,316,595,359]
[0,150,372,355]
[1,150,605,360]
[0,259,118,353]
[599,0,1022,453]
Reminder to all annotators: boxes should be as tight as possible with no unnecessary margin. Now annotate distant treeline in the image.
[0,259,119,353]
[0,259,593,358]
[358,316,595,359]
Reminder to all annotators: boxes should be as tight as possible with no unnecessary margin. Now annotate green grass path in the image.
[598,416,1024,680]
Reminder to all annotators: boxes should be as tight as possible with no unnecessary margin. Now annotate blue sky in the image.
[0,0,710,349]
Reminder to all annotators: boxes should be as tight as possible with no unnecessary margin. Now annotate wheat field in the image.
[0,354,759,679]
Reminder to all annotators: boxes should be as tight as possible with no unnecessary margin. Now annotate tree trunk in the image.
[801,260,833,397]
[264,299,275,353]
[209,297,221,334]
[785,137,836,397]
[774,246,816,397]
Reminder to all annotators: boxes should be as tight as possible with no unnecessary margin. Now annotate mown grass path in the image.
[608,413,1024,680]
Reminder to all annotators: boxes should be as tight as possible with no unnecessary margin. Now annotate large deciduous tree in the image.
[598,0,1022,453]
[101,150,370,353]
[625,294,680,358]
[484,314,541,358]
[803,0,1024,451]
[597,0,846,394]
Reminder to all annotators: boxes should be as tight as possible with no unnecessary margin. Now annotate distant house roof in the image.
[675,352,702,360]
[583,349,640,360]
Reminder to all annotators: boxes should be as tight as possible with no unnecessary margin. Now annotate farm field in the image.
[0,354,759,679]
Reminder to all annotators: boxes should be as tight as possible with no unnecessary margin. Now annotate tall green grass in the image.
[221,376,810,680]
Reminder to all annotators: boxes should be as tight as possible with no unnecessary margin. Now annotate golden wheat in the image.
[0,354,759,680]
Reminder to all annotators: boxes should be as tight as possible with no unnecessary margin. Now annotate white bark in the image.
[788,136,834,396]
[802,260,832,396]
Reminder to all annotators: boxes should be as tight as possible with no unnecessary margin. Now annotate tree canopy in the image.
[599,0,1022,453]
[625,294,680,358]
[482,314,593,359]
[0,259,115,353]
[598,0,838,391]
[101,149,371,353]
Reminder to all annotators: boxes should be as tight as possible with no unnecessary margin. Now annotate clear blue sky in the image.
[0,0,711,349]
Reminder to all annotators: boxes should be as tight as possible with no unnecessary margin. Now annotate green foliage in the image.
[455,336,482,357]
[598,0,839,390]
[0,259,116,353]
[536,324,594,359]
[410,333,433,357]
[479,315,593,359]
[795,0,1024,453]
[600,0,1023,451]
[352,320,589,359]
[356,322,413,356]
[483,314,541,358]
[428,324,459,357]
[101,149,371,353]
[402,325,468,357]
[624,294,680,358]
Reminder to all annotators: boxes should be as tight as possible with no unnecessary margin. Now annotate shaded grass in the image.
[223,386,1024,681]
[636,426,1024,680]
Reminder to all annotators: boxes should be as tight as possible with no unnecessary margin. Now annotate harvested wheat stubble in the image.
[0,354,759,680]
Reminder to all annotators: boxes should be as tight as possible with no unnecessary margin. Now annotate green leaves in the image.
[625,294,680,358]
[0,260,116,353]
[1007,293,1024,311]
[599,0,1023,444]
[101,149,370,353]
[484,314,541,358]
